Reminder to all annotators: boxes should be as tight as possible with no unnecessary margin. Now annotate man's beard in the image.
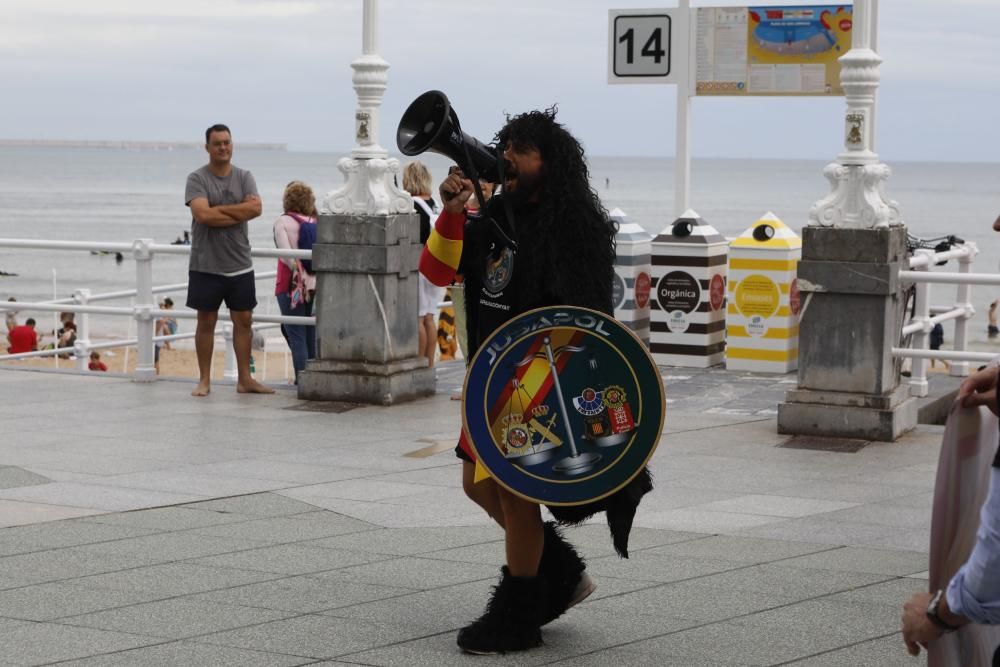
[503,171,543,208]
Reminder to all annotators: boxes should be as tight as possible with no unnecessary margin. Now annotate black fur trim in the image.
[548,466,654,558]
[457,566,546,654]
[539,522,586,625]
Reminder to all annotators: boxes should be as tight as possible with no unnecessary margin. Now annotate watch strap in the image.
[927,589,960,632]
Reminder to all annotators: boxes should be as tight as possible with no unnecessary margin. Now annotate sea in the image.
[0,146,998,347]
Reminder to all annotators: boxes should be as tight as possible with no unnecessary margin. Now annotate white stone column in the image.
[808,0,901,230]
[323,0,411,217]
[778,0,917,441]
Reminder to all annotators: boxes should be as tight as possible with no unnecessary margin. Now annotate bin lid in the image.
[731,212,801,249]
[653,209,725,245]
[611,208,653,243]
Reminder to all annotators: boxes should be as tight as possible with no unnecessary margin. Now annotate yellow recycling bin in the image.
[726,212,801,373]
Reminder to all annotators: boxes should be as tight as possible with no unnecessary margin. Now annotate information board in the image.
[695,5,853,96]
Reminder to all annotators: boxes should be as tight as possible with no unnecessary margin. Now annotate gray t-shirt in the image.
[184,165,259,274]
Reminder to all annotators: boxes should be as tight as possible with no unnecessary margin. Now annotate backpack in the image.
[287,213,317,274]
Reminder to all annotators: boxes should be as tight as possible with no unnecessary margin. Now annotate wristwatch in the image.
[926,589,960,632]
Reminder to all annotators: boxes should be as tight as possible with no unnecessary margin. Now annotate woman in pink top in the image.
[273,181,317,382]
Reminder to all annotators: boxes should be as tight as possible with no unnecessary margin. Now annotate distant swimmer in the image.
[605,177,610,189]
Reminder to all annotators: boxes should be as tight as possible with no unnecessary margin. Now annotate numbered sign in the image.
[608,9,682,84]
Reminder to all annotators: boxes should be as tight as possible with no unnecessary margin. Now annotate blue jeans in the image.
[276,293,316,380]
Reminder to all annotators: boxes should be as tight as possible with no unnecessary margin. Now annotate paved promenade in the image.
[0,362,942,665]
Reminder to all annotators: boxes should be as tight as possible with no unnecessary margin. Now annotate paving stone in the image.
[584,551,744,584]
[0,519,159,557]
[0,581,170,621]
[182,493,327,517]
[192,575,416,614]
[549,647,748,667]
[0,546,160,589]
[189,543,391,576]
[312,556,499,590]
[735,517,914,549]
[0,619,159,665]
[0,500,105,528]
[642,535,834,564]
[306,525,503,557]
[778,546,929,576]
[0,465,51,489]
[782,634,915,666]
[73,562,282,597]
[0,482,208,513]
[696,494,860,518]
[195,613,430,660]
[342,609,699,666]
[183,511,376,544]
[75,532,263,564]
[59,597,294,639]
[50,641,309,667]
[80,506,253,532]
[635,507,786,533]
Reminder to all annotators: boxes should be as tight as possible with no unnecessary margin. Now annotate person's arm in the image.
[945,468,1000,624]
[420,173,474,287]
[273,216,298,271]
[189,197,243,227]
[216,194,262,223]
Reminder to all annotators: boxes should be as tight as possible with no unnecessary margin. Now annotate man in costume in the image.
[421,107,652,654]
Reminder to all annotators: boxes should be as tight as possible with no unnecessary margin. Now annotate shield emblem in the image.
[463,306,665,506]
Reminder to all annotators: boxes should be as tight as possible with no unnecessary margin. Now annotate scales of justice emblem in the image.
[465,306,663,506]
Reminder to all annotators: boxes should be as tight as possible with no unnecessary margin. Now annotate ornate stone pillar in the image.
[298,0,434,404]
[777,0,917,441]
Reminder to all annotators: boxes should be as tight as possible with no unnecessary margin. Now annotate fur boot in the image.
[457,566,546,655]
[539,521,593,625]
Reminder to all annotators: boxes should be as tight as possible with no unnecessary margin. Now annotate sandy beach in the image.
[2,346,298,384]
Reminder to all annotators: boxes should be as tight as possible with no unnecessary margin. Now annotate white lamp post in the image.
[809,0,901,229]
[323,0,411,216]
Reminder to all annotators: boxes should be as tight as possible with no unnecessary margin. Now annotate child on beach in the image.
[88,351,107,372]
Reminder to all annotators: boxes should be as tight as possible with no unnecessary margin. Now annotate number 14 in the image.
[618,27,666,64]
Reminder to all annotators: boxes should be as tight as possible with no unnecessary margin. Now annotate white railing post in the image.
[950,244,976,378]
[73,288,91,372]
[222,322,237,381]
[132,239,156,382]
[909,249,932,397]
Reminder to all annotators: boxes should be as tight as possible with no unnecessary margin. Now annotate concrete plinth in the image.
[297,212,434,405]
[777,226,917,441]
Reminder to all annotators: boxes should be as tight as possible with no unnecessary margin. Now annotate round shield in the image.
[463,306,665,506]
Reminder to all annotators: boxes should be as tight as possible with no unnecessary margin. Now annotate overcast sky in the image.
[3,0,998,161]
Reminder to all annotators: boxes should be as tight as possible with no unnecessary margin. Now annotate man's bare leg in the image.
[422,314,438,367]
[497,486,543,577]
[462,461,505,528]
[231,309,274,394]
[192,310,218,397]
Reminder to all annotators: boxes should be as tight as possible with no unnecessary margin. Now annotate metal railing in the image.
[0,238,314,382]
[891,242,1000,397]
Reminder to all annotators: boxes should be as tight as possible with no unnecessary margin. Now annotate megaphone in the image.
[396,90,500,183]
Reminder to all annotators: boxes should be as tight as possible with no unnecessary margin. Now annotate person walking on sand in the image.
[184,123,273,397]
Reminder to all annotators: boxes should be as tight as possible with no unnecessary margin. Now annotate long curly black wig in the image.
[494,106,618,314]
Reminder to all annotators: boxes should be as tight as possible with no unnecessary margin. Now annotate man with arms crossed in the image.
[185,123,273,397]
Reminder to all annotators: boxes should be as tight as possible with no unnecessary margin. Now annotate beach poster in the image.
[696,5,853,96]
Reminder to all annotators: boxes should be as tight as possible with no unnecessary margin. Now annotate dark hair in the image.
[25,318,35,326]
[162,297,173,308]
[493,106,617,311]
[205,124,231,144]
